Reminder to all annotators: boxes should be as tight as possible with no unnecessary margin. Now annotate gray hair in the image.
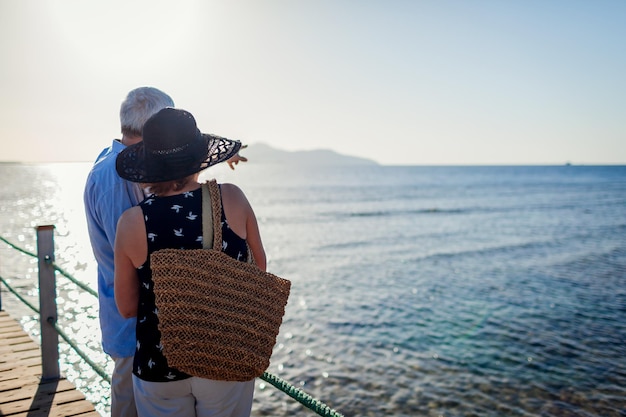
[120,87,175,137]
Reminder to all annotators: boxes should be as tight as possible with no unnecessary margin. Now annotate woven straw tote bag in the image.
[150,180,291,381]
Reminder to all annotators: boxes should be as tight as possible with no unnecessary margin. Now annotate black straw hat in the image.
[116,108,241,183]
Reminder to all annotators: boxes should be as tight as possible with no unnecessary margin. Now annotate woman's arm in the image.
[245,204,266,271]
[221,183,267,271]
[114,206,147,318]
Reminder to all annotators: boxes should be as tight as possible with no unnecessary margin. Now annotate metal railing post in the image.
[37,225,60,381]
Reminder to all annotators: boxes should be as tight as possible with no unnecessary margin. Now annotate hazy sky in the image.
[1,0,624,165]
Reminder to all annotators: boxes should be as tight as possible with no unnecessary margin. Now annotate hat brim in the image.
[116,133,241,183]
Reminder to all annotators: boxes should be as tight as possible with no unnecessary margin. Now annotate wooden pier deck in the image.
[0,310,100,416]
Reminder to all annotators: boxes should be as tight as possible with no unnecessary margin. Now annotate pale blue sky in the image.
[1,0,624,165]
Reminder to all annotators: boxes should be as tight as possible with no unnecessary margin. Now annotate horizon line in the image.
[1,160,625,167]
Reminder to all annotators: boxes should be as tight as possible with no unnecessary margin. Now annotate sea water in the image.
[0,162,625,417]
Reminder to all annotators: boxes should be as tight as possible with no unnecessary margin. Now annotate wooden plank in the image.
[0,311,101,416]
[0,339,38,350]
[0,388,87,413]
[0,339,39,351]
[7,400,101,417]
[0,319,21,328]
[0,366,43,382]
[0,374,42,389]
[0,348,39,361]
[0,355,42,371]
[0,346,37,358]
[0,378,78,402]
[2,331,38,342]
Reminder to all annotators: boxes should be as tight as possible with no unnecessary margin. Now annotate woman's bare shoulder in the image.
[220,182,248,202]
[118,205,144,226]
[117,206,145,242]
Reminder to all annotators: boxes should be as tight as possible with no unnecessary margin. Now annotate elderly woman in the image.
[114,107,266,417]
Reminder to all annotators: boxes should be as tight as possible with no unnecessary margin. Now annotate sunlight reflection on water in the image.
[1,163,625,417]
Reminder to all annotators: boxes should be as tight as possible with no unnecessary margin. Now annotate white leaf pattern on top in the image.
[171,204,183,213]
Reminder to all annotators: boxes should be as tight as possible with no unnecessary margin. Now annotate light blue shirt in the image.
[84,139,144,358]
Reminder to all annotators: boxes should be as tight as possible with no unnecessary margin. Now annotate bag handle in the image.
[201,182,213,249]
[202,179,255,264]
[201,180,223,250]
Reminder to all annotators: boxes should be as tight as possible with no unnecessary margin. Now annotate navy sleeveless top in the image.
[132,185,248,382]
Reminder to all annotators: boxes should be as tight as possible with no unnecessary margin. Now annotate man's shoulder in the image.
[84,145,129,201]
[86,141,123,180]
[93,140,124,164]
[86,156,119,186]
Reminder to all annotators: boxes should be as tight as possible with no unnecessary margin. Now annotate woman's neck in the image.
[159,181,201,197]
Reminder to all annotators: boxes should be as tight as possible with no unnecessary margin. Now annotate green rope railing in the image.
[261,372,344,417]
[0,235,344,417]
[0,235,37,257]
[0,235,99,298]
[52,262,99,298]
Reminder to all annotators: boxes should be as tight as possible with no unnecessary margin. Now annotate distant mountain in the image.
[240,143,378,165]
